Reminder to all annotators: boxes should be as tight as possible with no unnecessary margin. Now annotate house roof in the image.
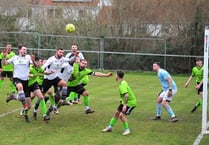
[30,0,99,6]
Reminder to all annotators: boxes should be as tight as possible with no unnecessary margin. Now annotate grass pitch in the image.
[0,72,209,145]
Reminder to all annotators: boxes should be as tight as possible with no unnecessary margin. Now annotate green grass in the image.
[0,72,208,145]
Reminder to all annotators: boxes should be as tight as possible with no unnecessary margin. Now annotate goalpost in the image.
[202,26,209,134]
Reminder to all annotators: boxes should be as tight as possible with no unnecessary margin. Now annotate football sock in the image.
[164,104,175,118]
[84,96,89,106]
[49,95,55,106]
[85,106,89,110]
[69,92,77,101]
[44,96,49,103]
[195,101,200,107]
[198,100,202,107]
[156,103,162,116]
[109,117,117,127]
[18,91,27,115]
[40,99,47,116]
[34,98,40,110]
[66,92,73,102]
[123,122,129,129]
[24,108,28,115]
[12,94,18,100]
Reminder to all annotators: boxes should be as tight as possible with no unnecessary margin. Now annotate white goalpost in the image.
[202,26,209,134]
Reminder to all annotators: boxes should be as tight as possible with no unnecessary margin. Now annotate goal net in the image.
[202,27,209,134]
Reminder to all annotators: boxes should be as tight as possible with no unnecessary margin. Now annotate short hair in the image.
[195,57,203,61]
[18,44,26,50]
[117,70,124,78]
[57,48,63,51]
[153,62,161,67]
[35,56,40,61]
[80,59,87,62]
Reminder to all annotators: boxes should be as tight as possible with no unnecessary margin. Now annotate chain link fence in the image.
[0,32,202,73]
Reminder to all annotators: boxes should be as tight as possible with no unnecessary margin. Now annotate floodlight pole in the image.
[202,26,209,134]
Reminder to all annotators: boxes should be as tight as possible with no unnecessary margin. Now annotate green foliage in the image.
[0,15,17,31]
[0,72,208,145]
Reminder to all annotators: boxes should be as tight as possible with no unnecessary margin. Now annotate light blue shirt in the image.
[157,68,177,91]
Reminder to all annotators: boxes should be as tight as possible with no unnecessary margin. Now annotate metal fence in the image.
[0,32,202,73]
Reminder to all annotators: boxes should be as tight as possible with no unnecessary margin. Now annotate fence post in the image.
[164,39,167,69]
[37,33,40,56]
[99,36,104,70]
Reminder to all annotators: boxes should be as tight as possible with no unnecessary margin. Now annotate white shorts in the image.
[159,89,177,101]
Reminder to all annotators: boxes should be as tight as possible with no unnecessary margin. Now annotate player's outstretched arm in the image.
[94,72,113,77]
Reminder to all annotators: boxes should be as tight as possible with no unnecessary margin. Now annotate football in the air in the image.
[65,23,75,33]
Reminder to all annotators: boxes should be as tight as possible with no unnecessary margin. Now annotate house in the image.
[29,0,113,21]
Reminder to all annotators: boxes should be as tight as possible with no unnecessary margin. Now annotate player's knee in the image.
[82,91,88,96]
[162,101,168,106]
[114,111,120,118]
[59,80,67,87]
[119,113,126,120]
[16,85,23,91]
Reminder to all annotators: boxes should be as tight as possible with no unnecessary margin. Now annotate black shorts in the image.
[117,104,136,115]
[38,85,43,91]
[197,83,203,94]
[42,77,62,93]
[28,82,40,93]
[67,84,86,96]
[0,71,13,78]
[13,78,30,98]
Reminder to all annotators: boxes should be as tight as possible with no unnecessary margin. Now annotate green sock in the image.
[10,81,16,93]
[70,92,77,100]
[83,96,89,106]
[109,117,117,127]
[199,99,203,107]
[49,95,55,106]
[40,99,47,116]
[24,109,28,115]
[123,122,129,129]
[66,92,75,101]
[0,80,2,87]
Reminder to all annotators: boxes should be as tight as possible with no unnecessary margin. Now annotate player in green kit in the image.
[67,57,112,114]
[184,57,203,112]
[66,75,89,105]
[17,56,50,122]
[27,56,50,121]
[102,71,137,135]
[65,44,87,105]
[0,44,16,94]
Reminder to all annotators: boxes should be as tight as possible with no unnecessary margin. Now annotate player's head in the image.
[6,44,12,52]
[71,44,78,55]
[80,59,88,69]
[153,62,161,72]
[56,48,64,59]
[195,57,203,67]
[116,70,124,81]
[34,56,42,67]
[39,58,43,66]
[42,59,47,65]
[18,45,27,56]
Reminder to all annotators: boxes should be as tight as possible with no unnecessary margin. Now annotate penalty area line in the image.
[0,108,22,118]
